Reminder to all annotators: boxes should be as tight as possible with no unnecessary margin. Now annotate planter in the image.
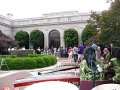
[80,80,113,90]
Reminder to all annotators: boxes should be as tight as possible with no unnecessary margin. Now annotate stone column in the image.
[60,30,65,48]
[44,31,49,48]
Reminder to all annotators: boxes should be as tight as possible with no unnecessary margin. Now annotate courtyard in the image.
[0,0,120,90]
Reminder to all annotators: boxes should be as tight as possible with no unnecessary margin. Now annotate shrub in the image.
[48,55,57,65]
[34,57,46,68]
[0,58,12,70]
[0,55,17,58]
[111,59,120,84]
[13,58,24,70]
[28,54,45,57]
[23,58,36,69]
[42,56,52,66]
[0,55,57,70]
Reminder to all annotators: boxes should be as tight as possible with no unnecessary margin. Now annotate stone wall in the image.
[0,11,90,48]
[0,15,13,38]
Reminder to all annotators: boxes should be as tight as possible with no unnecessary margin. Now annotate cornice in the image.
[13,20,87,28]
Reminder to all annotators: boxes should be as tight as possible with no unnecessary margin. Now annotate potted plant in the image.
[110,58,120,84]
[80,59,113,90]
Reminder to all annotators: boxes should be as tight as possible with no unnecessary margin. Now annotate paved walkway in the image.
[0,58,78,90]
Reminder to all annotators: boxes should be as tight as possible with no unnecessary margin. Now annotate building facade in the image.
[0,11,90,48]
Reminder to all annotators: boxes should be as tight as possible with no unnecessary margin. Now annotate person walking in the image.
[73,45,78,63]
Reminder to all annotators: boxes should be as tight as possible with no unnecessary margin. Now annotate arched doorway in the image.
[49,30,60,49]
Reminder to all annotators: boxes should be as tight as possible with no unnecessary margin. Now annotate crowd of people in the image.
[63,42,112,63]
[7,43,113,64]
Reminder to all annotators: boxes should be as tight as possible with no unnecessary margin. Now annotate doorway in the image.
[49,30,60,49]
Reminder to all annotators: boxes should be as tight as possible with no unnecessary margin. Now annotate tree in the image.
[64,28,78,47]
[30,29,44,49]
[81,12,98,44]
[82,0,120,47]
[81,24,97,43]
[15,31,29,49]
[0,30,18,54]
[98,0,120,46]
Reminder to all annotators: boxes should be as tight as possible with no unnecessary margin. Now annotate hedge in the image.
[34,57,46,68]
[23,58,36,69]
[28,54,46,57]
[0,55,57,70]
[0,55,17,58]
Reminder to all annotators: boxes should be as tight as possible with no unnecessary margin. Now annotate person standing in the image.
[68,47,73,62]
[92,43,98,51]
[73,45,78,63]
[103,47,109,60]
[92,43,98,60]
[78,43,85,63]
[53,47,57,56]
[8,47,11,55]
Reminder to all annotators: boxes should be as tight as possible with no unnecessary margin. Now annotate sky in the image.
[0,0,111,19]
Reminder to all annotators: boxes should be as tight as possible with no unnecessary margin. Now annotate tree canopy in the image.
[64,28,78,47]
[82,0,120,47]
[15,31,29,49]
[30,29,44,49]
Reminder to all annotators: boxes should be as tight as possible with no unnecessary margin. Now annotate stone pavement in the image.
[0,58,78,90]
[0,71,32,90]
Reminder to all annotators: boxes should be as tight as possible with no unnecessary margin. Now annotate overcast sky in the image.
[0,0,110,19]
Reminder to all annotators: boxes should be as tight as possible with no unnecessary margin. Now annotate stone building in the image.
[0,11,90,48]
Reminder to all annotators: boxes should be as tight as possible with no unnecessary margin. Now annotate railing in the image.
[14,73,80,90]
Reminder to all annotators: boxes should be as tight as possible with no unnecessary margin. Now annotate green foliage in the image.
[28,54,57,66]
[111,59,120,84]
[42,56,52,66]
[48,55,57,65]
[83,0,120,46]
[81,11,99,44]
[0,55,57,70]
[9,58,24,70]
[14,31,29,49]
[28,54,46,57]
[0,55,17,58]
[11,50,33,57]
[34,57,46,68]
[64,28,78,47]
[23,58,36,69]
[30,29,44,49]
[80,60,104,80]
[81,24,98,43]
[0,58,24,70]
[98,6,120,46]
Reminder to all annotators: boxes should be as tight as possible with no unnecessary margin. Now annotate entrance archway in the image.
[49,30,60,49]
